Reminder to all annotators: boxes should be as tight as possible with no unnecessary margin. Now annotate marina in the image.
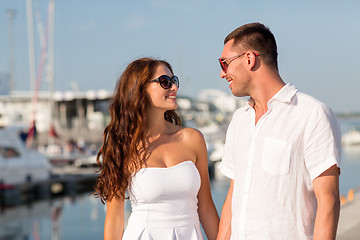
[0,1,359,238]
[0,116,359,239]
[0,150,359,240]
[0,124,98,207]
[1,95,360,239]
[0,101,360,239]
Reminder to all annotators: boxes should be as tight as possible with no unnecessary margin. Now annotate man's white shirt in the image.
[219,83,341,239]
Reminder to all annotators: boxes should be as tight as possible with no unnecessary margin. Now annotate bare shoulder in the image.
[180,128,208,166]
[180,127,206,146]
[181,127,204,138]
[165,122,203,140]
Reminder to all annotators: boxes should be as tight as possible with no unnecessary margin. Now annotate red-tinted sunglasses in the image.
[151,75,179,89]
[219,52,260,73]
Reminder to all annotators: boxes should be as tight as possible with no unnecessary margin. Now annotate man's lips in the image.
[227,77,233,87]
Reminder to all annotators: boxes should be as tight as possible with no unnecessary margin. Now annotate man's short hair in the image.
[225,22,278,70]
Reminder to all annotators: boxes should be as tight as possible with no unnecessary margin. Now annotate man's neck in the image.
[250,69,285,124]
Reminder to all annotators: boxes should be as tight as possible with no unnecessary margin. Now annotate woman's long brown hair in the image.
[94,58,181,203]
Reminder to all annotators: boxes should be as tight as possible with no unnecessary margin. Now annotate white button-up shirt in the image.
[219,84,341,239]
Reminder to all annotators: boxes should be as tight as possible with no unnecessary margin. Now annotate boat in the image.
[0,126,51,189]
[342,129,360,146]
[74,154,100,168]
[38,140,96,166]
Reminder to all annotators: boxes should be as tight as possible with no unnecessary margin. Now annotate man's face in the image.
[219,39,250,97]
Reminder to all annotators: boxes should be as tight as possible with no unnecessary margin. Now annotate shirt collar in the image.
[270,83,298,104]
[244,83,298,110]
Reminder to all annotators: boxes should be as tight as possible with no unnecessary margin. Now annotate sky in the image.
[0,0,359,113]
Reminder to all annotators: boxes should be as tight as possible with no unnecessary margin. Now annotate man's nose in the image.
[220,69,227,79]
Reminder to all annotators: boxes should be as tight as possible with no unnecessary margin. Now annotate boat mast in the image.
[47,0,55,138]
[7,9,16,92]
[25,0,37,148]
[25,0,36,93]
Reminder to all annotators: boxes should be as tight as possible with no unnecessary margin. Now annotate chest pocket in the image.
[261,138,292,176]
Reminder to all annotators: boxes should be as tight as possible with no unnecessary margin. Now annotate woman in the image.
[94,57,219,240]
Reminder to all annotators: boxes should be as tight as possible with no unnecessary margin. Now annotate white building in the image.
[0,90,112,133]
[198,89,246,113]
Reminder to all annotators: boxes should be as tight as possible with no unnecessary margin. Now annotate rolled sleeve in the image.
[218,160,235,179]
[218,115,238,180]
[309,157,339,181]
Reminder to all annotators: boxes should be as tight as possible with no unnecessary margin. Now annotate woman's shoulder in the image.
[165,122,205,144]
[179,127,205,143]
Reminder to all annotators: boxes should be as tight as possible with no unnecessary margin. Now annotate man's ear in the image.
[245,51,257,70]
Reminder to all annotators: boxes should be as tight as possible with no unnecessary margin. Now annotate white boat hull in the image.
[0,127,51,187]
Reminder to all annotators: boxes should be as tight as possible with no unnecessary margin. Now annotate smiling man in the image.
[216,22,341,240]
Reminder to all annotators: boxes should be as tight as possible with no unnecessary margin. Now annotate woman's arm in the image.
[191,129,220,240]
[104,195,125,240]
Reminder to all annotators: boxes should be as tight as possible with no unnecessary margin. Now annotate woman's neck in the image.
[145,109,169,138]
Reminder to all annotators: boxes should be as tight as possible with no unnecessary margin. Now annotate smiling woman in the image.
[145,64,180,112]
[93,57,219,240]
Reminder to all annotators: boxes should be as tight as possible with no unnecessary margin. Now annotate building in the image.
[0,90,112,145]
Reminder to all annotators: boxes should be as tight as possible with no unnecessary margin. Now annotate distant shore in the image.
[336,112,360,119]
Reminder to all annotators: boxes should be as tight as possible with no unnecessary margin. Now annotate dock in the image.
[337,188,360,239]
[0,166,98,207]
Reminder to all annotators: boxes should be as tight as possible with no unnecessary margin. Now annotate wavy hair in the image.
[94,58,181,203]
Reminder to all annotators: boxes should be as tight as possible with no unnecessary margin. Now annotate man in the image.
[217,22,341,240]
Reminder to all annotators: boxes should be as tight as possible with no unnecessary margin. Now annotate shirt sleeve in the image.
[218,114,237,180]
[304,103,341,181]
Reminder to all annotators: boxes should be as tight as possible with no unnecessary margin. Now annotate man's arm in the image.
[217,179,234,240]
[313,164,340,240]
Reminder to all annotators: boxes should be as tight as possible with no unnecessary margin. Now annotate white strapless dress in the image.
[122,160,204,240]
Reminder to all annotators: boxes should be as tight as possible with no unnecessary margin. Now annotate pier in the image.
[337,188,360,239]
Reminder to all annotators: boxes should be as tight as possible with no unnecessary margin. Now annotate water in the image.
[0,178,231,240]
[1,149,359,240]
[339,117,360,194]
[1,118,359,240]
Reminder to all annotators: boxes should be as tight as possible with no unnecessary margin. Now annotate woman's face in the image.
[145,64,179,111]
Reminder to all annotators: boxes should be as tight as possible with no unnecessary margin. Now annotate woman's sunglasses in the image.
[151,75,179,89]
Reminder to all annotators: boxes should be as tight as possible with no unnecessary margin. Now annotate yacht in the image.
[0,126,51,188]
[342,129,360,146]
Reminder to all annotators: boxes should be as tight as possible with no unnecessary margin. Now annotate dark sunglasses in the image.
[219,51,260,73]
[151,75,179,89]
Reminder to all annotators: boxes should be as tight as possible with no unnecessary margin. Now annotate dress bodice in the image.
[123,160,204,239]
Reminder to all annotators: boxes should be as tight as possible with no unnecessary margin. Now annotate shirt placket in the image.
[238,108,271,238]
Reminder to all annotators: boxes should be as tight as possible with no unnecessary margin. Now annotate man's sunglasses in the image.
[151,75,179,89]
[219,52,260,73]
